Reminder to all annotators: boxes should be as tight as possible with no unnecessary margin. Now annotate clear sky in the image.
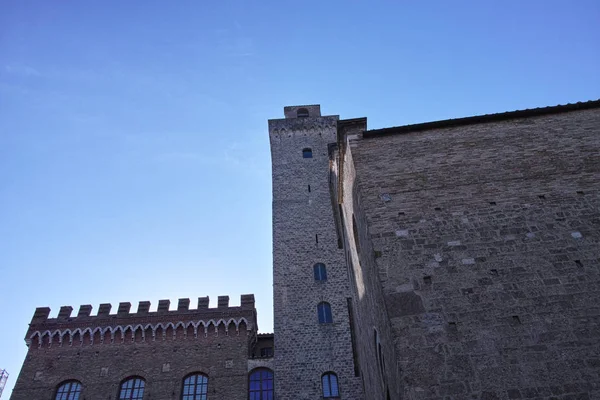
[0,0,598,395]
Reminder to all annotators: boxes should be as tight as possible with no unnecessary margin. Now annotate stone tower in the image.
[269,105,364,399]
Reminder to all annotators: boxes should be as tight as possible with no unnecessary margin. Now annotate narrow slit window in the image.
[317,302,333,323]
[314,263,327,281]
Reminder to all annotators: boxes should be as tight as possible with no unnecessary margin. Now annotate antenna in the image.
[0,369,9,398]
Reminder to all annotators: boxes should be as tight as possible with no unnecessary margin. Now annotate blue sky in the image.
[0,0,598,395]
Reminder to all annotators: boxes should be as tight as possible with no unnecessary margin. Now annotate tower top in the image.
[283,105,321,119]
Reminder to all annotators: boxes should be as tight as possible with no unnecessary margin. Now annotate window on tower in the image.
[303,148,313,158]
[321,372,340,398]
[317,302,333,323]
[297,108,309,118]
[314,263,327,281]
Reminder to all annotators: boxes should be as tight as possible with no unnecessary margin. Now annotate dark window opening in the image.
[314,263,327,281]
[308,185,311,192]
[303,148,313,158]
[315,234,319,244]
[260,347,273,358]
[317,302,333,324]
[249,368,273,400]
[297,108,309,118]
[322,372,340,398]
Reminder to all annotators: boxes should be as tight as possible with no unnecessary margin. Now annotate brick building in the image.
[11,100,600,399]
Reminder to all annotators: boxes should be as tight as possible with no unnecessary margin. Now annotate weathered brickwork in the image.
[269,106,365,399]
[347,107,600,399]
[11,296,261,400]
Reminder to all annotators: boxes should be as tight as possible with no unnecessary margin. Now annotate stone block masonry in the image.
[348,105,600,399]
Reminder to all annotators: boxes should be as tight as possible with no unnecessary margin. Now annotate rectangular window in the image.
[260,347,273,357]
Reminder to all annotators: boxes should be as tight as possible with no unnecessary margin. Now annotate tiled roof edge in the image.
[363,99,600,138]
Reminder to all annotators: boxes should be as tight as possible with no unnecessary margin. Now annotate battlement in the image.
[26,295,257,348]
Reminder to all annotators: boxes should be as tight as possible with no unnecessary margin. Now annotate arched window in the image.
[302,148,313,158]
[317,302,333,324]
[297,108,309,118]
[55,380,82,400]
[119,377,145,400]
[314,263,327,281]
[249,368,274,400]
[182,373,208,400]
[322,372,340,398]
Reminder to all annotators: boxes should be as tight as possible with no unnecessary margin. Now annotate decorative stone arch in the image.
[154,323,165,341]
[206,320,218,335]
[122,325,135,342]
[81,327,93,345]
[56,329,69,346]
[238,318,249,334]
[143,324,153,341]
[113,326,125,343]
[225,318,237,335]
[70,328,83,346]
[50,330,62,346]
[165,322,175,340]
[92,327,103,344]
[196,321,207,336]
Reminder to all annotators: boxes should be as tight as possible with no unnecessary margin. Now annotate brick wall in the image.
[11,296,257,400]
[349,108,600,399]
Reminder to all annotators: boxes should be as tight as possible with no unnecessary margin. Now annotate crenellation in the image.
[57,306,73,319]
[97,303,111,316]
[198,296,210,308]
[157,299,170,312]
[32,307,50,322]
[137,301,150,313]
[26,295,258,350]
[177,298,190,311]
[117,302,131,315]
[77,304,92,317]
[240,294,255,309]
[218,296,229,308]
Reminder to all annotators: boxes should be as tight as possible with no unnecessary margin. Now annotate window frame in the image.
[55,380,82,400]
[181,372,209,400]
[248,368,274,400]
[317,302,333,324]
[118,376,146,400]
[313,263,327,281]
[297,108,309,118]
[321,372,340,398]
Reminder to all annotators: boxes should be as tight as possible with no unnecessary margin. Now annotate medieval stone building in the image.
[11,100,600,399]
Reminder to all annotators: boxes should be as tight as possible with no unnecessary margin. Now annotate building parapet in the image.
[26,295,257,348]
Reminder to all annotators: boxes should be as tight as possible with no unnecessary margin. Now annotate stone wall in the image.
[11,296,257,400]
[269,108,365,399]
[333,118,402,400]
[350,107,600,399]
